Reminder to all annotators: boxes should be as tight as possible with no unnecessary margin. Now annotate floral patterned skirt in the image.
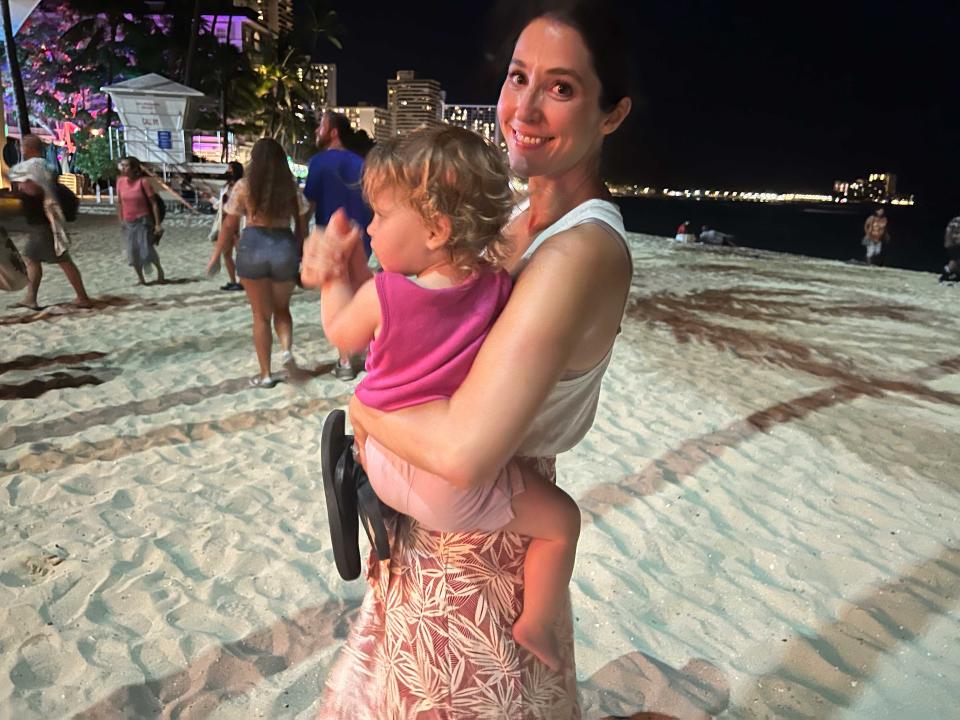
[316,458,579,719]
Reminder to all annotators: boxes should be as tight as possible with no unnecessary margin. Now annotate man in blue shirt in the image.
[304,110,373,379]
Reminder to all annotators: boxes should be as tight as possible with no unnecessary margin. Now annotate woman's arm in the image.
[350,224,630,489]
[208,212,241,274]
[295,210,309,245]
[116,183,124,223]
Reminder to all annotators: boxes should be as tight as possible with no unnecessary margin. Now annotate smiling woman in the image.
[308,2,635,718]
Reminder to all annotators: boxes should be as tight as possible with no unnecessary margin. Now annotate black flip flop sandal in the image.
[321,409,361,580]
[357,475,391,562]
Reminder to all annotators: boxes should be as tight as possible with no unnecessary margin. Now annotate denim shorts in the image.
[235,226,300,282]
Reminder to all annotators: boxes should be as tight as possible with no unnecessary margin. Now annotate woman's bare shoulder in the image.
[520,221,630,284]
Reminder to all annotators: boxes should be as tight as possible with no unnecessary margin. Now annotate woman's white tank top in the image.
[511,198,630,457]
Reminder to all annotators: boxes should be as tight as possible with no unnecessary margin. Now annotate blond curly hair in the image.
[362,126,514,273]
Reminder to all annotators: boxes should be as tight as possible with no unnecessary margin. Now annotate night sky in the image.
[299,1,958,206]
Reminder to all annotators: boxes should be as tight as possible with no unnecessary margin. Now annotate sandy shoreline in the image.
[1,212,958,719]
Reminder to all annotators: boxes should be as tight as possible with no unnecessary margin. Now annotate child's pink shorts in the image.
[363,437,526,532]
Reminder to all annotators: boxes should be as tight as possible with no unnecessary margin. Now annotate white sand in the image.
[1,212,958,719]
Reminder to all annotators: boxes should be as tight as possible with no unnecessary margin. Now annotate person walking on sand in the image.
[304,109,373,381]
[207,138,312,388]
[863,207,889,266]
[116,156,166,285]
[8,134,91,310]
[302,2,634,715]
[207,161,245,291]
[318,126,582,671]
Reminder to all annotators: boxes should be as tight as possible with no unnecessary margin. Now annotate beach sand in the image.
[1,211,958,719]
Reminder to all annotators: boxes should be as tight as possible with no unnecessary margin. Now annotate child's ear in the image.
[425,215,452,251]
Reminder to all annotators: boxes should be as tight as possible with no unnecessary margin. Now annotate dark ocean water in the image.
[616,197,954,274]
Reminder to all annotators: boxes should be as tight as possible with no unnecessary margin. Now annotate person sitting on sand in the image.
[116,156,166,285]
[206,138,311,388]
[317,125,582,671]
[8,134,91,309]
[699,225,736,246]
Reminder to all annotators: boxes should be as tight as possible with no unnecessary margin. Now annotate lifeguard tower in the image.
[101,74,229,179]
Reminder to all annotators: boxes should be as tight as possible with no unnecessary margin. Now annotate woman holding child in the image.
[302,3,633,716]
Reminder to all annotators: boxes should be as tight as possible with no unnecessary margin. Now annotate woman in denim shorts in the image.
[207,138,311,387]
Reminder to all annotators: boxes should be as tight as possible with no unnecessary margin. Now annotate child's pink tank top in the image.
[356,269,511,412]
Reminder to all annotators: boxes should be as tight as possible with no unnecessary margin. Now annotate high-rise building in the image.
[443,104,501,146]
[234,0,292,36]
[202,10,270,55]
[300,63,337,110]
[386,70,444,137]
[374,108,391,144]
[867,172,896,199]
[331,105,379,140]
[833,172,898,202]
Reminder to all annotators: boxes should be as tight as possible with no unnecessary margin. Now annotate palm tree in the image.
[61,0,156,124]
[0,0,30,136]
[295,0,344,56]
[255,43,313,152]
[182,0,202,88]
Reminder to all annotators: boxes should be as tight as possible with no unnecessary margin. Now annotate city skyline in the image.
[298,0,958,207]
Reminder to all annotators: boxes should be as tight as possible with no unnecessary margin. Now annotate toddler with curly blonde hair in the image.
[319,125,581,672]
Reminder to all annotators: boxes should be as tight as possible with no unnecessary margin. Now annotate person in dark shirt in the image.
[303,110,374,379]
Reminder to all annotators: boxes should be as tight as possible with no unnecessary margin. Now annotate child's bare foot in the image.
[513,615,562,672]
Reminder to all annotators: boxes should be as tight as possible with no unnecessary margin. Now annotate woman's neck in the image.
[524,165,609,236]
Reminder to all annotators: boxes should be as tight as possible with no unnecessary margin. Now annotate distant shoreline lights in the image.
[607,185,916,207]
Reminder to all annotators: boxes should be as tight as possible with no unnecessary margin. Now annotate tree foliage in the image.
[72,130,117,183]
[7,0,347,157]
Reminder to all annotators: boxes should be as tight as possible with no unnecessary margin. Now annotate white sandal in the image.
[249,374,277,388]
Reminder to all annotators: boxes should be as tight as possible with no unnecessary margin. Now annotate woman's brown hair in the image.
[245,138,298,219]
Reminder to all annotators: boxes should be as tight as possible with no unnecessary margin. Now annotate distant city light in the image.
[608,171,915,206]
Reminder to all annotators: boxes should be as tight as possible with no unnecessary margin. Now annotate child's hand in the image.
[300,208,362,288]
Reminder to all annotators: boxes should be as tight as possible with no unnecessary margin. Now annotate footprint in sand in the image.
[24,552,65,578]
[584,652,730,720]
[10,633,63,690]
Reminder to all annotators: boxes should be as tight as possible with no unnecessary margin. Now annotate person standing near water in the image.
[942,213,960,282]
[863,207,889,265]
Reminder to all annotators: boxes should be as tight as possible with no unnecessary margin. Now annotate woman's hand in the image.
[348,394,370,467]
[205,251,221,278]
[300,208,361,289]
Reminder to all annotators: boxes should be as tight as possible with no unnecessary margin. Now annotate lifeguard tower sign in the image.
[101,74,205,165]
